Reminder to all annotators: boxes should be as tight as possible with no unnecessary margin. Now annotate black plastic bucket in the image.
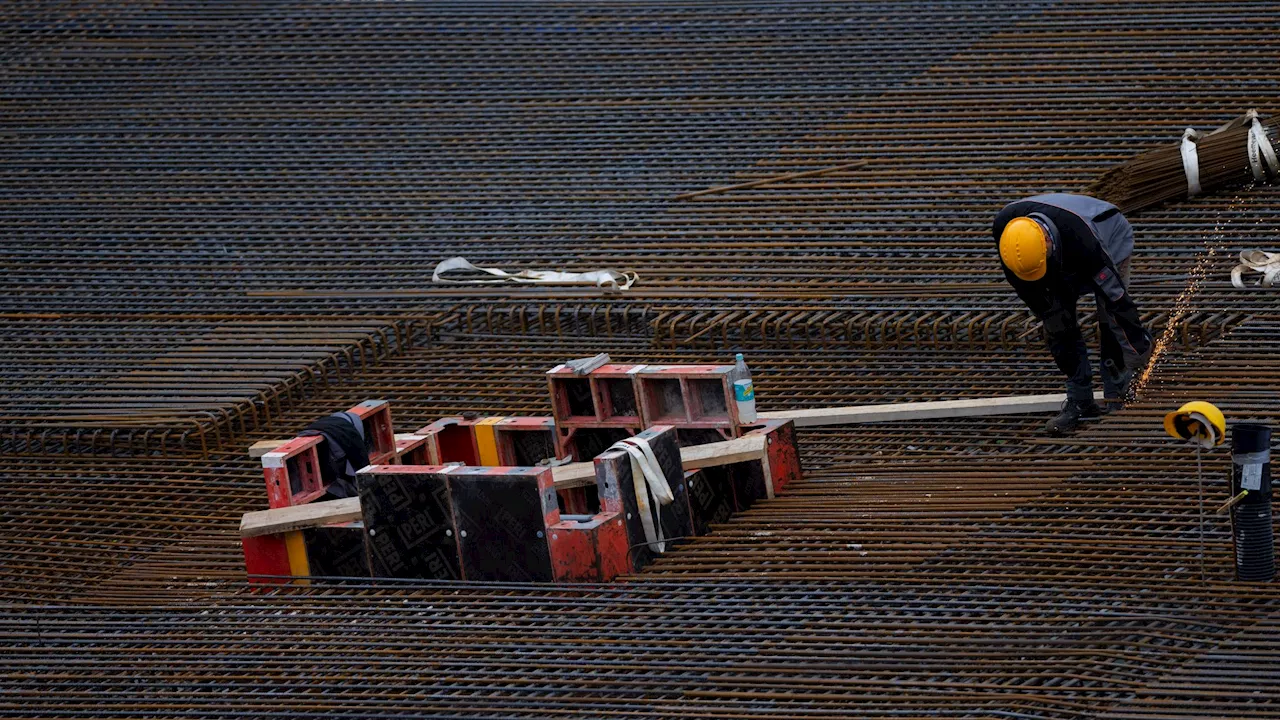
[1231,424,1275,582]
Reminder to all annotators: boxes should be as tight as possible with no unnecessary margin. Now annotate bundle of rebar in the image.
[1087,112,1280,214]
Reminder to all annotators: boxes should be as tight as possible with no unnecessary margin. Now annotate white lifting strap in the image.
[1245,109,1280,182]
[1180,128,1203,197]
[432,256,638,290]
[610,437,675,553]
[1231,249,1280,289]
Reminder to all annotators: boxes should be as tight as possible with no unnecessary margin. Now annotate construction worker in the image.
[994,193,1153,435]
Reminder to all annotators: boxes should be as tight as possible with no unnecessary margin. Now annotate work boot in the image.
[1046,397,1102,436]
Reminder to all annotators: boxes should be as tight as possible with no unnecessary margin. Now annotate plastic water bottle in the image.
[734,379,757,423]
[734,353,751,382]
[733,353,756,423]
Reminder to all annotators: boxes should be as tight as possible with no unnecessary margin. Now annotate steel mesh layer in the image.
[0,317,425,456]
[2,0,1280,717]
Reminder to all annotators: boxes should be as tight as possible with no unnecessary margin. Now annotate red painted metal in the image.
[557,488,589,515]
[547,518,595,581]
[240,534,291,584]
[547,363,645,428]
[415,418,481,466]
[394,434,431,465]
[346,400,398,465]
[259,400,401,508]
[492,417,558,465]
[636,365,741,438]
[548,510,631,582]
[744,418,802,495]
[592,510,633,581]
[261,435,326,508]
[547,363,644,462]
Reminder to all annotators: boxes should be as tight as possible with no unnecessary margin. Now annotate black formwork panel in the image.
[685,469,734,536]
[447,467,559,583]
[303,524,370,578]
[357,470,462,580]
[596,425,692,570]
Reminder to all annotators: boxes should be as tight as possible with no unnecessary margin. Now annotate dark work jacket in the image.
[993,193,1149,365]
[298,411,369,499]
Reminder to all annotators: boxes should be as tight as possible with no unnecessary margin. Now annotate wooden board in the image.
[758,391,1105,428]
[240,497,363,538]
[248,439,288,458]
[551,434,766,490]
[551,462,597,488]
[679,434,766,470]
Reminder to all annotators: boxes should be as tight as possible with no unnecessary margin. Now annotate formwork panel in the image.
[357,469,461,580]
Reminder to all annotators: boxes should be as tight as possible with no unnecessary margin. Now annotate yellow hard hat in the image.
[1164,401,1226,448]
[999,217,1049,281]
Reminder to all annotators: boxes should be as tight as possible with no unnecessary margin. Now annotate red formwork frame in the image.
[547,511,632,582]
[241,498,367,586]
[394,434,431,465]
[261,399,400,508]
[635,364,742,440]
[443,464,627,583]
[742,418,802,496]
[547,363,646,428]
[491,417,560,466]
[241,534,293,584]
[417,415,590,513]
[346,399,398,465]
[261,435,326,508]
[491,415,587,515]
[547,363,645,461]
[415,417,482,466]
[413,417,563,466]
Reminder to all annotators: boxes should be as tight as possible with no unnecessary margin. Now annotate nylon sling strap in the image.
[609,436,675,553]
[1231,249,1280,289]
[432,256,638,290]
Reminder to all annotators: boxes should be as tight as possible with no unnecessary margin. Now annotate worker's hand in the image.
[1122,327,1153,372]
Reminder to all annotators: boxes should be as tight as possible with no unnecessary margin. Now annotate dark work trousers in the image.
[1047,258,1132,404]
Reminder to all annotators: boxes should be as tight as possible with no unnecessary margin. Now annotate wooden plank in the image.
[240,497,363,538]
[679,434,766,469]
[551,435,766,490]
[551,462,597,489]
[249,439,288,458]
[758,391,1104,428]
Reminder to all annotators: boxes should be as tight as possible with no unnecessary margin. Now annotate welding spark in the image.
[1133,197,1241,396]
